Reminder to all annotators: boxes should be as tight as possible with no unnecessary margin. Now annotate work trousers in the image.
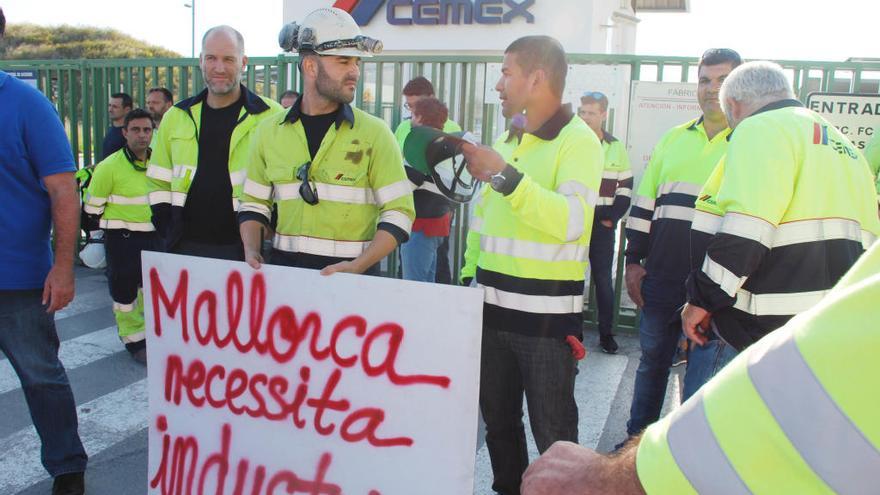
[105,229,161,352]
[480,326,578,495]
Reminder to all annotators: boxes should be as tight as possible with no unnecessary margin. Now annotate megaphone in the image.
[403,126,480,203]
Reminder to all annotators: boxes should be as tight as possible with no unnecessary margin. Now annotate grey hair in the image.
[720,61,795,115]
[201,25,245,57]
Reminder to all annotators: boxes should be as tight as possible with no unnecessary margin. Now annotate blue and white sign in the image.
[284,0,638,54]
[7,69,38,88]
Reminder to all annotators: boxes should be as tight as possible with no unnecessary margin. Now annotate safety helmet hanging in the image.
[403,128,481,204]
[79,230,107,269]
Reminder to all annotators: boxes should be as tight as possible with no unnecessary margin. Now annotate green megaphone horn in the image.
[403,126,480,204]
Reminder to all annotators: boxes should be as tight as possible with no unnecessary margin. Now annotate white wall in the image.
[283,0,640,54]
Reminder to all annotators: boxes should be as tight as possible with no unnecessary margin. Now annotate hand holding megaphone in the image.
[461,142,507,182]
[462,112,525,182]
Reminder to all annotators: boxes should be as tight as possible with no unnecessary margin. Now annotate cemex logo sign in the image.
[334,0,535,26]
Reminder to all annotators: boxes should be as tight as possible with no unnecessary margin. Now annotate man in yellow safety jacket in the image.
[621,48,742,442]
[147,25,281,261]
[521,239,880,495]
[394,76,462,149]
[239,8,414,276]
[681,61,880,395]
[460,35,603,495]
[577,90,632,353]
[84,108,161,364]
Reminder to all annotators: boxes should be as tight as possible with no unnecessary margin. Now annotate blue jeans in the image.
[0,290,87,476]
[400,230,444,282]
[626,276,685,436]
[480,327,578,495]
[682,333,738,401]
[588,220,616,337]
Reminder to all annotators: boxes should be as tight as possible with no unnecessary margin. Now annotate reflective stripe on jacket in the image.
[687,100,880,349]
[461,106,603,337]
[238,101,414,260]
[594,131,633,223]
[85,147,154,232]
[625,117,730,282]
[146,85,282,244]
[638,240,880,494]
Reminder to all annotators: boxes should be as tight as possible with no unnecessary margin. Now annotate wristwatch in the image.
[489,171,507,191]
[489,164,523,196]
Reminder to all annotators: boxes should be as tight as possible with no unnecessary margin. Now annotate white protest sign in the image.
[806,92,880,152]
[626,81,701,186]
[143,252,484,494]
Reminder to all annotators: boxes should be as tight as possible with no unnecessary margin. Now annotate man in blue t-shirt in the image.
[0,8,87,494]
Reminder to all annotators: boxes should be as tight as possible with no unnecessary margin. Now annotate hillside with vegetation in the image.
[0,23,180,59]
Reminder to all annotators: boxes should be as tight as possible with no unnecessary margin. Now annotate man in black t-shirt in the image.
[147,25,282,260]
[239,8,414,275]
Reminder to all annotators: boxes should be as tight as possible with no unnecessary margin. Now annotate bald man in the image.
[147,26,282,260]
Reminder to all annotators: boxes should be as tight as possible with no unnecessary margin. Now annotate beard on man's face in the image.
[315,60,357,105]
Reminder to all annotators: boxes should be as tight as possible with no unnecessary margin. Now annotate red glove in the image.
[565,335,587,360]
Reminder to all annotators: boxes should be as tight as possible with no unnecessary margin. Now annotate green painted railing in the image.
[4,54,878,333]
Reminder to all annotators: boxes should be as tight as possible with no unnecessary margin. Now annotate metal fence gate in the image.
[3,54,878,332]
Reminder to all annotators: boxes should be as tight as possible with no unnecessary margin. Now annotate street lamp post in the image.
[183,1,195,58]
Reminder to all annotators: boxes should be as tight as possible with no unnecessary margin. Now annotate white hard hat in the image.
[79,242,106,269]
[278,7,383,57]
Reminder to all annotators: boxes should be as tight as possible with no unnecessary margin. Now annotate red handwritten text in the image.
[149,415,371,495]
[165,355,414,448]
[149,268,450,390]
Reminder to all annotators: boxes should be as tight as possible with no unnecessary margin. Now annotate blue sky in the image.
[1,0,877,61]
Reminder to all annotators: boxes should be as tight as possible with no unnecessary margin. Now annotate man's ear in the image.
[241,55,248,71]
[724,97,739,119]
[530,68,545,92]
[301,56,317,78]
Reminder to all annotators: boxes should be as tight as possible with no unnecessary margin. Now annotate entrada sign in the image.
[335,0,535,26]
